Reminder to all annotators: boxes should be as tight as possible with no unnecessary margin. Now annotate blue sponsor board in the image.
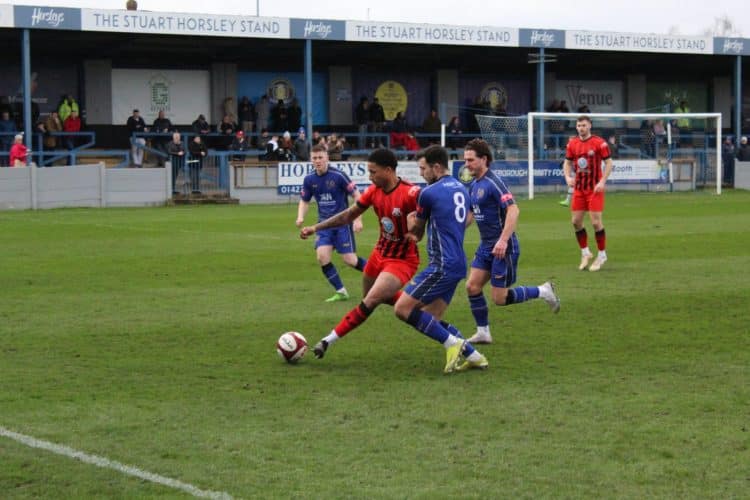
[452,160,565,186]
[15,5,81,30]
[520,28,565,49]
[713,37,750,56]
[291,18,346,40]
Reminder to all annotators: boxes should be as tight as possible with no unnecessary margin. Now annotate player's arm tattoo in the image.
[315,204,366,231]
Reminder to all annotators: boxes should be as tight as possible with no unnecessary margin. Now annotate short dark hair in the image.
[368,148,398,169]
[464,138,493,163]
[311,144,327,154]
[420,145,449,169]
[577,115,592,124]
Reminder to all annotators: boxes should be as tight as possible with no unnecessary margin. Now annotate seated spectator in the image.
[577,104,591,113]
[9,134,27,166]
[277,131,294,161]
[230,130,250,161]
[219,114,238,150]
[293,127,310,161]
[311,130,325,149]
[326,133,344,161]
[44,111,63,150]
[263,134,279,161]
[192,114,211,135]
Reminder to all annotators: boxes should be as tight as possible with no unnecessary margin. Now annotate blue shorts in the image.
[315,225,357,254]
[471,241,519,288]
[405,265,464,305]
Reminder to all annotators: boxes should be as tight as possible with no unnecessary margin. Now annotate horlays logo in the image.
[722,39,744,54]
[530,30,555,47]
[304,20,333,39]
[30,7,64,27]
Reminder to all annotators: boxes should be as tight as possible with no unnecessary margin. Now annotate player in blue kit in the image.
[393,145,488,372]
[296,144,367,302]
[462,139,560,345]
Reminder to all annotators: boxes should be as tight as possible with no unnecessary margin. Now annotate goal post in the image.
[525,112,722,199]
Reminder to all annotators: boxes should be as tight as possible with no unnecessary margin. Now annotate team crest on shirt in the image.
[577,157,589,170]
[326,180,336,189]
[392,207,402,218]
[381,217,395,233]
[588,149,595,156]
[477,188,486,199]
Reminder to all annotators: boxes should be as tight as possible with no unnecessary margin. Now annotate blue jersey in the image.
[300,167,357,221]
[470,169,519,252]
[416,175,468,277]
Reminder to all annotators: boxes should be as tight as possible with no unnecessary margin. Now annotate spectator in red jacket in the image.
[9,134,28,166]
[63,110,81,151]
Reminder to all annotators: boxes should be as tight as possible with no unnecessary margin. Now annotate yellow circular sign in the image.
[375,80,408,121]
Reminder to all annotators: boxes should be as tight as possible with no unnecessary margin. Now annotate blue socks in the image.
[469,293,489,328]
[505,286,540,305]
[321,263,344,291]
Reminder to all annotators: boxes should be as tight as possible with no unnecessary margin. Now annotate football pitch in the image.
[1,191,749,498]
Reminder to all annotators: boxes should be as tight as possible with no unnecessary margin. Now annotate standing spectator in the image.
[222,97,237,124]
[559,100,570,112]
[421,109,442,145]
[44,110,63,152]
[9,134,27,167]
[293,127,310,161]
[238,97,255,138]
[0,110,16,165]
[273,99,289,132]
[369,97,386,148]
[255,95,271,135]
[326,133,344,161]
[63,109,82,154]
[126,109,147,167]
[607,135,620,159]
[219,114,238,150]
[188,135,207,194]
[191,114,210,135]
[563,116,614,272]
[355,96,370,149]
[288,99,302,133]
[152,110,173,166]
[167,132,185,194]
[311,130,324,149]
[58,94,79,123]
[721,137,736,186]
[737,136,750,161]
[447,116,463,157]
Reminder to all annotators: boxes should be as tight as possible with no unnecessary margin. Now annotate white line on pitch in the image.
[0,426,233,500]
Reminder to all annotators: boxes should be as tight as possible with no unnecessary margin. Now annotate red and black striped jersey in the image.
[566,135,611,192]
[357,179,420,259]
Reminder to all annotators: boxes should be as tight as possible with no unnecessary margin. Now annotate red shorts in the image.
[363,249,419,285]
[571,190,605,212]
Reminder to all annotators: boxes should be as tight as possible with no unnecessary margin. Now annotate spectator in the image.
[63,109,81,154]
[255,95,270,135]
[608,134,620,159]
[238,97,255,138]
[258,128,270,153]
[311,130,325,149]
[263,134,279,161]
[191,114,210,135]
[222,97,237,124]
[326,133,344,161]
[9,134,27,167]
[294,127,310,161]
[722,137,735,186]
[738,136,750,161]
[640,120,655,157]
[152,110,173,166]
[167,132,185,194]
[0,110,16,165]
[369,97,386,147]
[188,135,207,194]
[288,99,302,133]
[447,116,463,157]
[219,114,238,150]
[421,109,442,145]
[126,109,147,167]
[559,100,570,112]
[355,96,370,149]
[391,111,407,133]
[0,96,13,120]
[230,130,250,161]
[44,110,63,152]
[278,131,294,161]
[273,99,289,132]
[577,104,591,113]
[58,94,79,123]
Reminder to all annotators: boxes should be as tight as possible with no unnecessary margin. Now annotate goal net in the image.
[475,112,722,199]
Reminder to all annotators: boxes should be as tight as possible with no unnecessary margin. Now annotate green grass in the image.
[1,191,749,499]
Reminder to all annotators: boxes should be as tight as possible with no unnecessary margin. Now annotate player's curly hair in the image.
[368,148,398,169]
[464,138,492,163]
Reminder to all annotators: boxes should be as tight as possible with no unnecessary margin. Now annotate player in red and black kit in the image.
[563,115,614,272]
[300,149,422,358]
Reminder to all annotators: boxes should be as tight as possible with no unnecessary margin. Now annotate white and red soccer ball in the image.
[276,331,308,363]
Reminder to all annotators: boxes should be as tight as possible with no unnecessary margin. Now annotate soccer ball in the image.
[276,331,308,363]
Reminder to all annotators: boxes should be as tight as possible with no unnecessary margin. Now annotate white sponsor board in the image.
[609,159,666,183]
[346,21,517,47]
[0,4,12,27]
[111,68,211,125]
[565,30,712,54]
[277,161,424,195]
[82,9,289,38]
